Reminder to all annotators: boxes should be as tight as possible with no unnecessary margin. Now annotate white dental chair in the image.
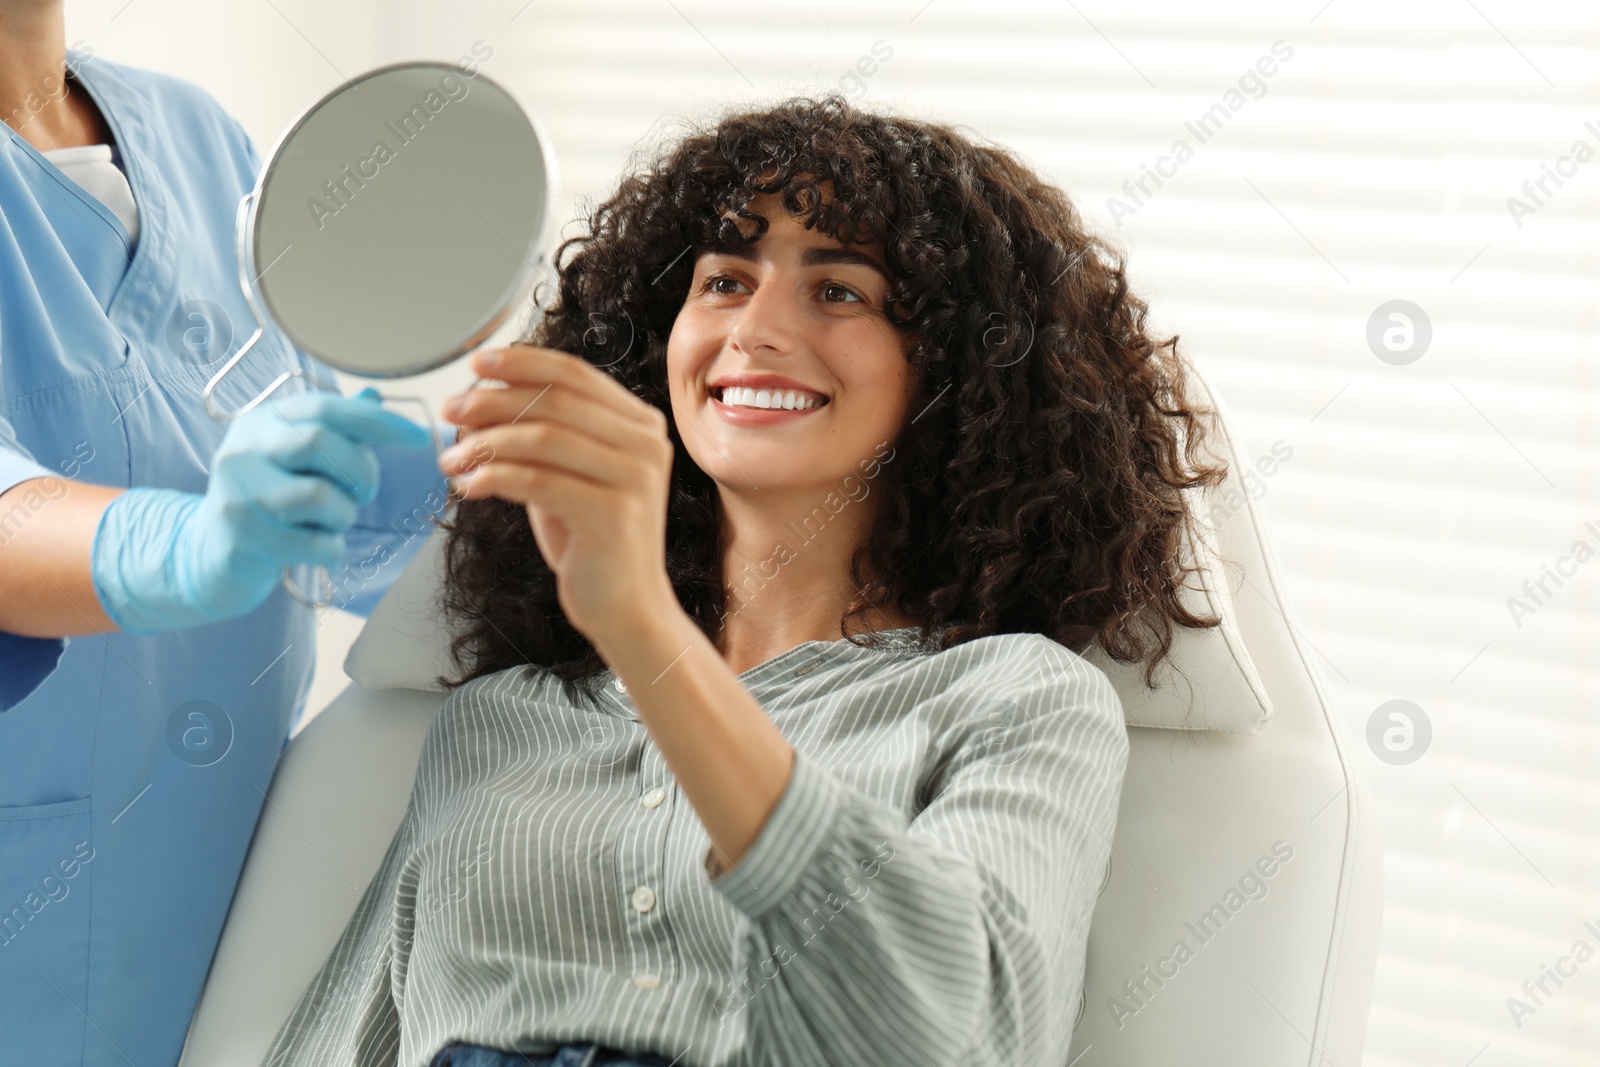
[179,365,1383,1067]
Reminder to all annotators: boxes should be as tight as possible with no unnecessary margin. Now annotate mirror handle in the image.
[281,565,335,610]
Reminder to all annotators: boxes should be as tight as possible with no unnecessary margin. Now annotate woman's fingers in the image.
[451,460,608,518]
[439,421,625,486]
[439,365,672,494]
[461,345,660,428]
[443,379,650,453]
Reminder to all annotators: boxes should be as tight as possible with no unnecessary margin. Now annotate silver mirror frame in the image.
[202,60,560,420]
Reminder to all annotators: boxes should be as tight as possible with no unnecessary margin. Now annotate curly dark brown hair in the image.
[437,91,1228,696]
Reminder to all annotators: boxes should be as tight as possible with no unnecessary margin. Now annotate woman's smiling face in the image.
[666,187,917,498]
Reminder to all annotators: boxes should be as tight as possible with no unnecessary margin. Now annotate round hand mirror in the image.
[202,59,556,604]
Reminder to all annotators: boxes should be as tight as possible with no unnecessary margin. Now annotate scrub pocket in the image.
[0,798,96,1050]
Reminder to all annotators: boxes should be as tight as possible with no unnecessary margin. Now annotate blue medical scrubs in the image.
[0,53,449,1065]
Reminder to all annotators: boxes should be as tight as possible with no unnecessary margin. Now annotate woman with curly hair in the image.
[263,92,1225,1067]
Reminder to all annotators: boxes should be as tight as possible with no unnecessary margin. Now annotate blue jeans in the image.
[427,1040,680,1067]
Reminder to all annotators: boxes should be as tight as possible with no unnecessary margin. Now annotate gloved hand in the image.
[91,389,430,634]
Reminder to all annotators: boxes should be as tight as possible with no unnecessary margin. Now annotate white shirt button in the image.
[630,885,657,913]
[632,970,661,990]
[640,786,666,809]
[613,676,627,693]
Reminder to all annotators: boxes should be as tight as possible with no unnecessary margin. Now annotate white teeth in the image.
[718,386,824,411]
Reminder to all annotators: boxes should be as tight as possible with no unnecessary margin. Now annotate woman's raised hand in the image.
[437,346,679,644]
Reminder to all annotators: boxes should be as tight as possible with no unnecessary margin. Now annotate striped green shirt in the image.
[262,625,1128,1067]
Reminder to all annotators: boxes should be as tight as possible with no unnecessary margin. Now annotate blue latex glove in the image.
[91,390,430,634]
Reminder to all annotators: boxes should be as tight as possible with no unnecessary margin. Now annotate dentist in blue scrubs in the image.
[0,4,453,1064]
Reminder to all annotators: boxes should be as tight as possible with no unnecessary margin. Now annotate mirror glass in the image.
[250,61,551,377]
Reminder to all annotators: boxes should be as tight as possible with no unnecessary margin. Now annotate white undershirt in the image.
[42,142,140,248]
